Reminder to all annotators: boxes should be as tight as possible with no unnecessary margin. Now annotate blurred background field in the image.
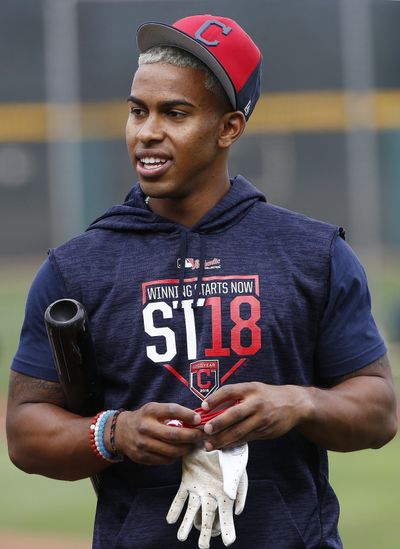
[1,0,400,547]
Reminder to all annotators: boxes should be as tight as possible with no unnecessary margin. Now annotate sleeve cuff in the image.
[11,358,60,383]
[318,341,387,379]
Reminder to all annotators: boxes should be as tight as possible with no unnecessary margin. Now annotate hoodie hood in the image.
[87,175,265,308]
[87,175,266,235]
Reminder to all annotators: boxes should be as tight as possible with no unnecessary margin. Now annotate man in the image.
[6,13,397,549]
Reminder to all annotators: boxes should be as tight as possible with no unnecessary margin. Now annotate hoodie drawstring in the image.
[177,231,188,310]
[192,235,206,308]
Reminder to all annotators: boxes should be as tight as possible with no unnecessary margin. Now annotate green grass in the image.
[0,255,399,544]
[0,258,42,397]
[0,439,95,536]
[329,436,400,548]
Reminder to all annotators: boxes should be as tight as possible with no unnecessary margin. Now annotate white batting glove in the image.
[166,443,248,548]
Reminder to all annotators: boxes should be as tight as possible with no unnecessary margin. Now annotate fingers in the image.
[133,439,196,465]
[202,384,249,412]
[198,496,218,549]
[202,384,256,437]
[139,403,202,444]
[207,419,257,451]
[118,405,203,464]
[177,493,201,541]
[218,496,236,547]
[218,443,248,500]
[142,401,202,427]
[166,485,188,524]
[194,508,202,532]
[204,408,256,450]
[234,471,248,515]
[174,494,220,548]
[133,422,202,463]
[195,510,221,538]
[194,511,221,538]
[211,514,221,537]
[203,402,250,436]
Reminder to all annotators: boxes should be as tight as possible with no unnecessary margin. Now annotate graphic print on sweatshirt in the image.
[142,271,261,400]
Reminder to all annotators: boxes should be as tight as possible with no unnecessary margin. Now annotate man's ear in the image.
[218,111,246,149]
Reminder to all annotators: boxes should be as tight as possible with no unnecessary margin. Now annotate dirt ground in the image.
[0,532,91,549]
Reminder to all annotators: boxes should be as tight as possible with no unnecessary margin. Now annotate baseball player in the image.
[7,14,397,549]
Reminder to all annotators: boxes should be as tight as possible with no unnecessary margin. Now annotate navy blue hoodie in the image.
[49,175,344,548]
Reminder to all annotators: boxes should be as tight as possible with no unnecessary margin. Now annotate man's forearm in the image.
[6,372,204,478]
[6,401,109,480]
[299,362,398,452]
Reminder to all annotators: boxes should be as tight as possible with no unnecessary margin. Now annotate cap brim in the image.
[136,22,237,109]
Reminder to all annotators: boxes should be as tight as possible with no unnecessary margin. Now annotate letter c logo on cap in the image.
[195,19,232,47]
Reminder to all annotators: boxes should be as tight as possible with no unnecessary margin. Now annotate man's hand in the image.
[201,382,311,451]
[114,403,203,465]
[201,355,398,453]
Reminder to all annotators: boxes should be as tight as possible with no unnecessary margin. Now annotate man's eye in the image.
[129,107,145,116]
[167,110,186,118]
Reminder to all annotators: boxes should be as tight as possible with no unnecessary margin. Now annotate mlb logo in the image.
[176,257,200,269]
[189,360,219,400]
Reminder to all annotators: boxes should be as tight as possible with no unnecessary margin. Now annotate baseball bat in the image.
[44,298,104,495]
[44,298,103,416]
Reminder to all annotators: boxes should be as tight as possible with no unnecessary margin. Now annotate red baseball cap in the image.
[136,14,262,120]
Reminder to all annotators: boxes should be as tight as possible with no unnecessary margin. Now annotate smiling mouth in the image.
[140,157,168,170]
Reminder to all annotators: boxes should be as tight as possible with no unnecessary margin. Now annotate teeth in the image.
[140,157,168,171]
[141,157,166,165]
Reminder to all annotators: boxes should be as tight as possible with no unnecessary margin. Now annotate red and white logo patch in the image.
[189,360,219,400]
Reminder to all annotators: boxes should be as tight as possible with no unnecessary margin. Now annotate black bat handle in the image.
[44,299,103,416]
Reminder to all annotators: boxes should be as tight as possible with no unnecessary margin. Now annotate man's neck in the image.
[147,177,231,228]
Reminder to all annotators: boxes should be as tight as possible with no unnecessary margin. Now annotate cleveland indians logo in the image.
[195,20,232,47]
[190,360,219,400]
[141,274,261,401]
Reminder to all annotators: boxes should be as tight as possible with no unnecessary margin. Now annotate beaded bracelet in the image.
[90,410,124,463]
[96,411,115,461]
[90,411,113,462]
[90,412,103,460]
[109,408,125,456]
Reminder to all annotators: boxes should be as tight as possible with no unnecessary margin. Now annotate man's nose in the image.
[137,114,164,143]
